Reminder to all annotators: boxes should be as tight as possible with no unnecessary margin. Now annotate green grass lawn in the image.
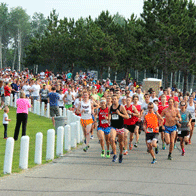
[0,107,60,177]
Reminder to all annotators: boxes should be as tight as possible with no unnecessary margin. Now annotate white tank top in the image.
[81,100,92,120]
[187,102,195,119]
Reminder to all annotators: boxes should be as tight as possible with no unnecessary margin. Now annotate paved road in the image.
[0,131,196,196]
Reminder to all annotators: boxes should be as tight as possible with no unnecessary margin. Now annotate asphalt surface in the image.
[0,130,196,196]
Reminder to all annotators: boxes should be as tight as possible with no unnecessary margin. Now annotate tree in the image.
[0,3,9,69]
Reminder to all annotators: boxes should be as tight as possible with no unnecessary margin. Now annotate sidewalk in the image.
[0,131,196,196]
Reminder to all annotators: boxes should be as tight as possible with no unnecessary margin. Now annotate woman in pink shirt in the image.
[14,91,31,141]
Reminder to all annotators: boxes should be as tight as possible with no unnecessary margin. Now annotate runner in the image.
[97,97,111,158]
[144,102,164,164]
[124,96,139,155]
[158,94,168,150]
[186,95,196,144]
[177,101,192,156]
[77,91,94,152]
[161,98,181,160]
[109,94,129,163]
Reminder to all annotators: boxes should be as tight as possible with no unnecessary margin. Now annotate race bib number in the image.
[112,114,119,120]
[147,128,153,133]
[178,131,181,134]
[101,120,108,124]
[84,110,89,114]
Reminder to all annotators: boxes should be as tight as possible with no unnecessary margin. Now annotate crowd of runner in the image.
[1,67,196,164]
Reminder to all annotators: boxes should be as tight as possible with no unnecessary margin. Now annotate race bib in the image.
[147,128,153,133]
[84,110,89,114]
[178,131,181,134]
[112,114,119,120]
[101,120,108,124]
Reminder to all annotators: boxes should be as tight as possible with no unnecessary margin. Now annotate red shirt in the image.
[124,105,138,125]
[45,71,49,77]
[4,85,11,96]
[98,107,109,128]
[95,84,101,92]
[159,95,170,102]
[172,96,179,102]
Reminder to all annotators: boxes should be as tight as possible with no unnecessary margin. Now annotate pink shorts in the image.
[111,127,125,135]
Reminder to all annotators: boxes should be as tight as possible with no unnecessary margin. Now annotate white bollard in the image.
[63,108,67,117]
[37,101,40,115]
[10,94,13,106]
[80,121,84,142]
[70,122,77,148]
[46,103,50,118]
[46,129,55,160]
[64,125,71,151]
[76,121,80,144]
[19,136,30,170]
[56,126,64,156]
[41,102,45,116]
[14,95,17,108]
[59,108,62,116]
[33,100,37,113]
[3,137,14,174]
[34,132,43,165]
[29,99,31,112]
[67,110,70,124]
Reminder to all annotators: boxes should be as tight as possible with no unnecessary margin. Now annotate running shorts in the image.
[146,133,159,143]
[125,124,136,133]
[111,127,125,135]
[80,118,93,127]
[97,127,111,135]
[178,130,190,138]
[164,125,177,134]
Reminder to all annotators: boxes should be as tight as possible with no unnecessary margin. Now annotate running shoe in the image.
[182,149,185,156]
[123,150,128,155]
[129,143,133,150]
[110,150,114,154]
[189,139,192,144]
[112,155,117,162]
[119,154,123,163]
[174,144,177,149]
[155,145,159,154]
[168,154,172,160]
[101,150,105,157]
[106,150,110,158]
[90,135,94,139]
[83,146,88,152]
[151,158,157,164]
[88,145,90,148]
[134,143,138,148]
[84,138,86,144]
[162,143,166,150]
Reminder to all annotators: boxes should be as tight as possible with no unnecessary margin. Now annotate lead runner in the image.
[108,94,129,163]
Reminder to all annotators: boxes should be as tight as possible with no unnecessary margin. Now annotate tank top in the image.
[66,93,73,105]
[110,104,124,129]
[98,107,109,128]
[145,112,159,133]
[124,105,138,125]
[81,100,92,120]
[187,102,195,119]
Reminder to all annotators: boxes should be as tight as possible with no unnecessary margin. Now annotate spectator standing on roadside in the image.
[48,87,60,126]
[3,106,11,139]
[4,82,11,106]
[14,91,31,141]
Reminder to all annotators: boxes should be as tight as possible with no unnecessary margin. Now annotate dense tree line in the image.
[1,0,196,94]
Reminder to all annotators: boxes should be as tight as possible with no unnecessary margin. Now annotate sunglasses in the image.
[148,107,154,109]
[181,104,186,106]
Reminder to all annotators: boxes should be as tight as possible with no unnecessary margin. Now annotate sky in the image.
[4,0,144,20]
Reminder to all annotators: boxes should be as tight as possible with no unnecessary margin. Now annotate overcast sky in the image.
[4,0,144,20]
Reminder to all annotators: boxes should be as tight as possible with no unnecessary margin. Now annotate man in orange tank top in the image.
[144,102,164,164]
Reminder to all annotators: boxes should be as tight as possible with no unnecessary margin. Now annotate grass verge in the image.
[0,107,67,177]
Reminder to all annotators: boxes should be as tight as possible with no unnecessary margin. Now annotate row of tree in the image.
[0,3,48,71]
[1,0,196,94]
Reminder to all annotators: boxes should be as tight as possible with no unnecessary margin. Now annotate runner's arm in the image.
[156,112,164,126]
[132,105,140,117]
[117,105,129,119]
